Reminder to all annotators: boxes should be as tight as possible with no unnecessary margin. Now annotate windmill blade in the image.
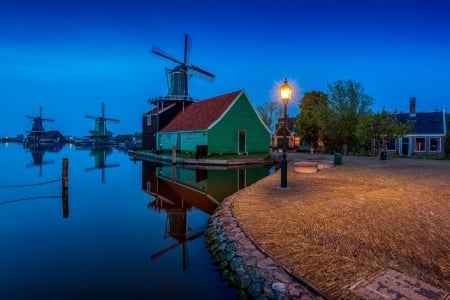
[104,118,120,122]
[184,33,192,65]
[152,45,183,65]
[41,118,54,122]
[26,115,35,119]
[104,163,120,168]
[189,64,215,79]
[85,114,99,119]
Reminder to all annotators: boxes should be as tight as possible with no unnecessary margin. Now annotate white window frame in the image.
[429,137,441,152]
[415,137,426,152]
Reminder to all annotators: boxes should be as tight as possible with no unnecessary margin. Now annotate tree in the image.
[296,91,329,153]
[327,80,373,154]
[355,108,411,159]
[256,100,283,130]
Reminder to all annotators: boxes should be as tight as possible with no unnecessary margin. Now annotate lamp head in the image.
[280,78,292,103]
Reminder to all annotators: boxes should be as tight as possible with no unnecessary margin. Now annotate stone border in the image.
[206,193,327,299]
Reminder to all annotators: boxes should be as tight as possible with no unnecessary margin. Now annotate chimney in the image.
[409,97,416,116]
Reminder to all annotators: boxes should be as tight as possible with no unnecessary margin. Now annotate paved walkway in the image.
[231,153,450,299]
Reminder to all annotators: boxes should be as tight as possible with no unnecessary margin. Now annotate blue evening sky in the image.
[1,0,449,137]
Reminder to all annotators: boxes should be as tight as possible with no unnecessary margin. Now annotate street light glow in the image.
[280,78,292,103]
[279,78,292,188]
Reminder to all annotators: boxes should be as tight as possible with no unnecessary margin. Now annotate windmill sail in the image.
[85,102,120,146]
[151,33,215,99]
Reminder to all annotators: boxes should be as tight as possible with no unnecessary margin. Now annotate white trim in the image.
[241,90,272,134]
[161,129,206,134]
[207,91,242,129]
[443,109,447,135]
[207,90,272,135]
[404,134,445,137]
[429,137,441,152]
[238,129,247,154]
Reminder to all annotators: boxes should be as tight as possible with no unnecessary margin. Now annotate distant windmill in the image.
[26,106,54,144]
[151,33,215,99]
[85,102,120,145]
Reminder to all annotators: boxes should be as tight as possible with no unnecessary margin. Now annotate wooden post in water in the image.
[62,158,69,218]
[172,145,177,165]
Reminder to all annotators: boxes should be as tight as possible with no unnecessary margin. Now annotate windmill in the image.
[26,106,54,145]
[151,33,215,99]
[85,102,120,145]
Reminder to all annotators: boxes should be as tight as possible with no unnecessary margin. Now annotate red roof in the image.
[160,90,242,132]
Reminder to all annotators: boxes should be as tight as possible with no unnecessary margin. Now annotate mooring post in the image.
[172,145,176,165]
[62,158,69,218]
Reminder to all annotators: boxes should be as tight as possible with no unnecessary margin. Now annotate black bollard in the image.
[62,158,69,218]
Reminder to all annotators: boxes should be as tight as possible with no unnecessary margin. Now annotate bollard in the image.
[62,158,69,218]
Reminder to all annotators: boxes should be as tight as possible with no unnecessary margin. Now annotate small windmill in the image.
[151,33,215,99]
[26,106,54,144]
[85,102,120,145]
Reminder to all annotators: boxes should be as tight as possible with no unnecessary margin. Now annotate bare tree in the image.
[256,100,283,130]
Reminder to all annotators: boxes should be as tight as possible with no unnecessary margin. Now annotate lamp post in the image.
[280,78,292,188]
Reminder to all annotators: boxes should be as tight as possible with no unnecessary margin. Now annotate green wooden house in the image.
[158,90,271,155]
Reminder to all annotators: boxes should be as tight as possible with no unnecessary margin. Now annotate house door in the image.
[238,130,246,154]
[401,138,409,156]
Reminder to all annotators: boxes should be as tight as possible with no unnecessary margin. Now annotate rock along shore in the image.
[206,190,327,300]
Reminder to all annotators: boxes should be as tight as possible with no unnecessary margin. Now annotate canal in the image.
[0,142,273,300]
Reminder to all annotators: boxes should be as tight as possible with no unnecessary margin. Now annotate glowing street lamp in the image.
[280,78,292,188]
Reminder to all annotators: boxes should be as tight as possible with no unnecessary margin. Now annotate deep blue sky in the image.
[1,0,449,137]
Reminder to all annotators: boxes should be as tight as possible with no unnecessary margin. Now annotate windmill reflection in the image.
[25,143,63,176]
[84,147,120,184]
[142,161,272,270]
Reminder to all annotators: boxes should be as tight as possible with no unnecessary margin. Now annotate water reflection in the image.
[83,146,120,183]
[1,143,69,219]
[0,144,272,300]
[141,161,272,271]
[25,143,63,176]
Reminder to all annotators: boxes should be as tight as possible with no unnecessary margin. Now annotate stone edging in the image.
[206,193,327,299]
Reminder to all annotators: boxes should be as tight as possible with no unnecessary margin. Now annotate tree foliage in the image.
[355,109,411,158]
[327,80,373,154]
[256,100,283,130]
[296,91,329,153]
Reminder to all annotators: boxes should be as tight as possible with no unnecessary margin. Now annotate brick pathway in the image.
[232,153,450,299]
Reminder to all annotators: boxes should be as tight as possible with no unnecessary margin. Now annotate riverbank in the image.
[128,149,274,167]
[212,153,449,299]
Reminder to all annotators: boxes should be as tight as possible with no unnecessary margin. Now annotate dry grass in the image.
[232,154,450,299]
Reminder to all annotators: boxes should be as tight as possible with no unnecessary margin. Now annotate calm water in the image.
[0,142,273,300]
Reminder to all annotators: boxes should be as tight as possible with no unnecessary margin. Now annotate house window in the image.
[415,137,425,152]
[386,139,396,151]
[147,115,152,126]
[429,137,441,152]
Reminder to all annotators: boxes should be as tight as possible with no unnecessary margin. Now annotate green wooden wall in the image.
[159,92,270,154]
[208,93,270,154]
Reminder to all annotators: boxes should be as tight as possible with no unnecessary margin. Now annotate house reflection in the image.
[84,147,120,183]
[141,161,272,270]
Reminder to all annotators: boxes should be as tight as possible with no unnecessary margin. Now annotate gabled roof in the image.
[160,90,242,132]
[396,111,445,134]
